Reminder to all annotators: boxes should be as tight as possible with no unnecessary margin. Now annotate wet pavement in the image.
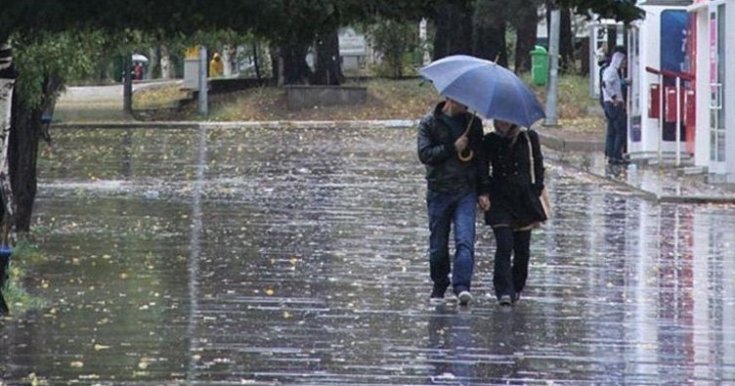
[1,125,735,385]
[551,150,735,204]
[55,80,182,122]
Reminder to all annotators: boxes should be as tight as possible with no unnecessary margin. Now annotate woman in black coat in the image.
[482,119,547,306]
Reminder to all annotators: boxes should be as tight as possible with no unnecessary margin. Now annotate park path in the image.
[1,125,733,384]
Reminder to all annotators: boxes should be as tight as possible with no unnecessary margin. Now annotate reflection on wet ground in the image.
[551,150,735,202]
[1,126,734,384]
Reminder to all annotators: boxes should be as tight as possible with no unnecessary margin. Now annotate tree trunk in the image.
[278,42,310,85]
[270,46,280,85]
[8,74,60,233]
[515,12,538,73]
[252,43,261,80]
[504,0,542,73]
[0,42,17,236]
[472,0,507,66]
[432,2,473,60]
[312,30,344,86]
[160,45,172,79]
[9,93,41,232]
[472,22,507,66]
[148,47,158,80]
[559,7,574,74]
[0,41,13,313]
[579,38,590,76]
[123,53,133,116]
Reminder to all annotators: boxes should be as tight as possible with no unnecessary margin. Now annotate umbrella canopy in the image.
[420,55,545,128]
[131,53,148,63]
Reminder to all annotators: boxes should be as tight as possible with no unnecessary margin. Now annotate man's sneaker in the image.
[458,291,473,306]
[430,285,447,304]
[498,294,512,307]
[513,292,521,304]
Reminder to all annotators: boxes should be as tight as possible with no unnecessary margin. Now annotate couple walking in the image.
[417,98,548,307]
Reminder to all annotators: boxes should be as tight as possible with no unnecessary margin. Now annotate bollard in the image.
[0,245,12,314]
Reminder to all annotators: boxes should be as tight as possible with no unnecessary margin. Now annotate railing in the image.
[645,66,695,167]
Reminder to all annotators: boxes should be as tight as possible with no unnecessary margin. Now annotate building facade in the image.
[688,0,735,181]
[628,1,694,164]
[628,0,734,182]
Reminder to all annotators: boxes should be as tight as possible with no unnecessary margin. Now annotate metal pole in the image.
[675,76,681,167]
[198,46,208,116]
[544,9,560,127]
[658,74,663,165]
[589,24,596,98]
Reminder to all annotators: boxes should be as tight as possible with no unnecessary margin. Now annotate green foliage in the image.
[12,239,47,263]
[367,19,419,78]
[556,0,644,23]
[2,240,47,312]
[13,30,106,109]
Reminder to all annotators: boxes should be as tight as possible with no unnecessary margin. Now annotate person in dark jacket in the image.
[418,98,490,306]
[482,119,547,307]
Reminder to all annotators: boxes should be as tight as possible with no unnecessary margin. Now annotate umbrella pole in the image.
[462,114,475,137]
[457,114,476,162]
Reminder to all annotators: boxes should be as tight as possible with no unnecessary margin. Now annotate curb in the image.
[51,119,421,130]
[550,155,735,204]
[535,130,604,153]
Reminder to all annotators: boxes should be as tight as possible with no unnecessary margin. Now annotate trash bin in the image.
[530,45,548,86]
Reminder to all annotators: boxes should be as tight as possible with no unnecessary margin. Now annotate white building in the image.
[688,0,735,182]
[627,0,694,163]
[627,0,735,182]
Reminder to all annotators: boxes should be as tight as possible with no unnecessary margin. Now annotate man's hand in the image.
[478,194,490,211]
[454,135,468,153]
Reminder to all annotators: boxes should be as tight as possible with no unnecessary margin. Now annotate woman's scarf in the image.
[504,124,522,149]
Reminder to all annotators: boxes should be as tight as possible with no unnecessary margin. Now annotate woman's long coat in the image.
[482,129,546,229]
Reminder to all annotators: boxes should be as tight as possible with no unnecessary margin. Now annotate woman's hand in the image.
[478,194,490,211]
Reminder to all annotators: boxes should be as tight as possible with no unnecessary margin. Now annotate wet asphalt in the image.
[1,126,734,385]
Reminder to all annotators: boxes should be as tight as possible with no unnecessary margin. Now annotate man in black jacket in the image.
[417,98,490,306]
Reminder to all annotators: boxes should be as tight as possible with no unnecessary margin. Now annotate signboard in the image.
[660,10,690,141]
[661,10,690,73]
[339,28,366,56]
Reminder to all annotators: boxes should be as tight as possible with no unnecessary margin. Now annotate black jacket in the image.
[417,102,489,194]
[482,129,546,228]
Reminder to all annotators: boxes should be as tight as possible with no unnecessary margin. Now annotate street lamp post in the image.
[545,8,561,127]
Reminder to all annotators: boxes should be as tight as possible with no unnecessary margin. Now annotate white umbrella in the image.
[131,54,148,63]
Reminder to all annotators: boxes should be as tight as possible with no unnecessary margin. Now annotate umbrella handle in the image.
[457,114,475,162]
[458,148,474,162]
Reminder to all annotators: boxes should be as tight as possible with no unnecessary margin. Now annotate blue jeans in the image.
[604,102,627,160]
[427,189,477,294]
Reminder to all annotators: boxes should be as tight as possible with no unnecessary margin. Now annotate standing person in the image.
[418,98,490,306]
[602,51,628,165]
[482,120,547,307]
[133,62,144,80]
[209,53,224,77]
